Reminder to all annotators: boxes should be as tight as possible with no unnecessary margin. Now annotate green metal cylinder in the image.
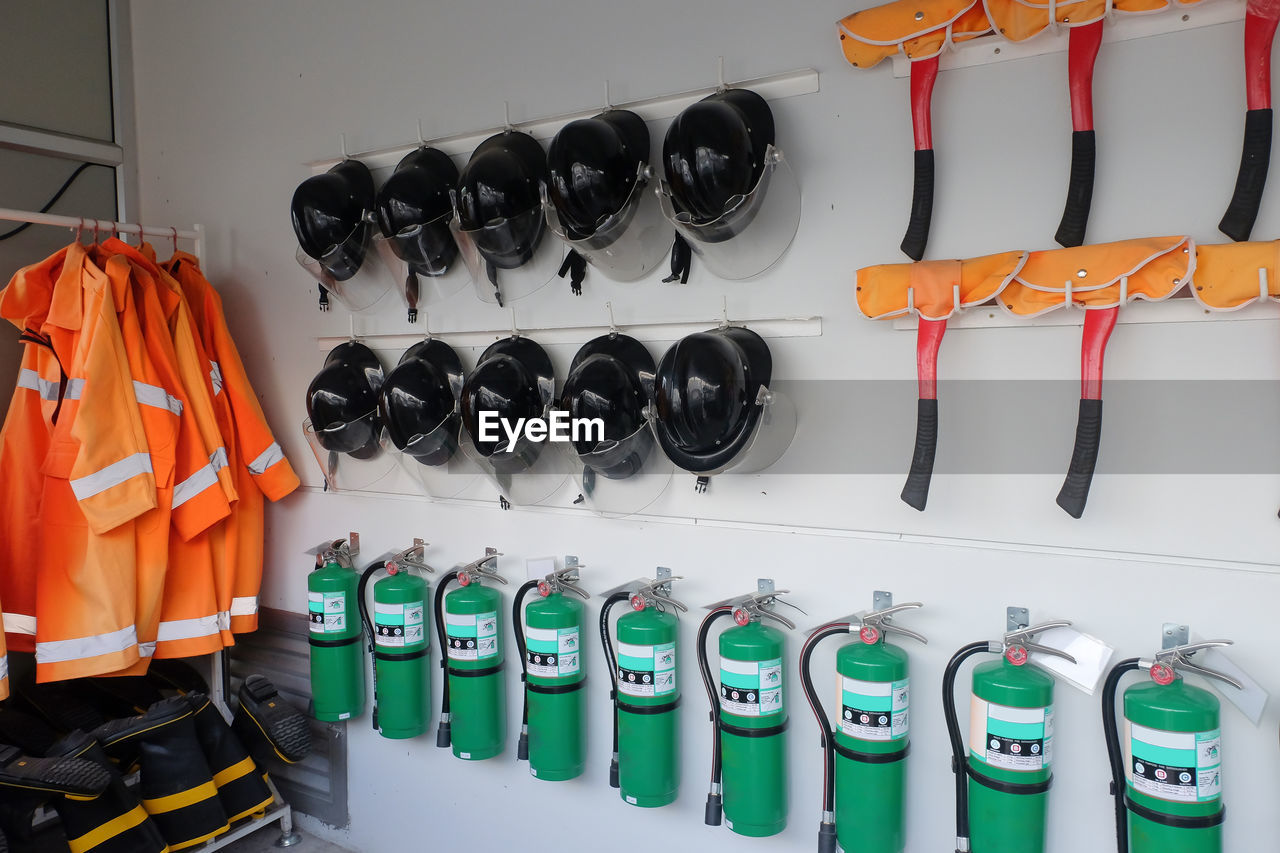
[968,658,1055,853]
[615,606,680,807]
[525,591,586,781]
[372,569,430,739]
[308,559,365,722]
[444,581,505,760]
[834,633,910,853]
[1123,677,1222,853]
[718,620,787,837]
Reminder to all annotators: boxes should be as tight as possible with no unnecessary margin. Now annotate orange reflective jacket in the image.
[165,252,299,634]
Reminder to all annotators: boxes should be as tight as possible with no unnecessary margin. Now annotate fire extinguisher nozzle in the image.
[704,793,723,826]
[817,822,837,853]
[608,758,619,789]
[516,732,528,761]
[435,722,451,749]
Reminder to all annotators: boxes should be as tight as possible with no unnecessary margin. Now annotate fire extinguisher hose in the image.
[1102,658,1141,853]
[432,570,461,748]
[598,591,631,788]
[511,579,541,761]
[798,622,853,853]
[697,606,734,826]
[356,561,386,730]
[943,641,994,853]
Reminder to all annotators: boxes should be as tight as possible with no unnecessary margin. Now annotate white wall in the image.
[128,2,1280,851]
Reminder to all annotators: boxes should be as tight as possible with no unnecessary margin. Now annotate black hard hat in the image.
[291,159,375,281]
[378,339,464,467]
[651,327,773,475]
[662,89,775,231]
[547,110,650,243]
[456,131,548,270]
[461,336,554,473]
[561,334,656,480]
[374,147,460,276]
[306,341,385,459]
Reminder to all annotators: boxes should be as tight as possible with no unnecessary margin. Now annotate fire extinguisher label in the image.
[374,600,425,647]
[616,642,676,697]
[718,657,784,717]
[1126,722,1222,803]
[969,700,1053,772]
[308,592,348,634]
[839,676,909,740]
[445,610,499,660]
[526,626,581,677]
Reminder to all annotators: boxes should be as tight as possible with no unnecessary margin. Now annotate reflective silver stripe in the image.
[132,381,183,415]
[172,461,219,509]
[65,379,182,415]
[17,368,60,401]
[209,361,223,396]
[248,443,284,475]
[0,655,8,683]
[138,642,156,658]
[217,612,231,631]
[2,613,35,636]
[156,615,220,642]
[36,625,137,664]
[229,597,258,617]
[210,447,229,473]
[70,453,153,500]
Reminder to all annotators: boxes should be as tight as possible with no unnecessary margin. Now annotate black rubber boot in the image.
[45,731,169,853]
[187,693,274,823]
[14,679,113,735]
[232,675,311,765]
[93,696,229,850]
[0,742,109,799]
[87,676,165,716]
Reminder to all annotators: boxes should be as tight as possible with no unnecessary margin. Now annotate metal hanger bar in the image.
[305,67,819,173]
[0,206,200,241]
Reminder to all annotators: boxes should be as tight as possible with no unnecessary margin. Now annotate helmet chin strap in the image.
[662,233,692,284]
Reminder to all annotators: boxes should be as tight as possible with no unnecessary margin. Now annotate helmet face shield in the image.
[658,88,800,279]
[544,163,669,283]
[303,341,396,491]
[292,160,376,282]
[379,339,464,467]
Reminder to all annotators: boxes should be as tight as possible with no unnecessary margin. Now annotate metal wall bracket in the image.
[757,578,775,595]
[874,590,893,611]
[1162,622,1190,650]
[1007,606,1030,632]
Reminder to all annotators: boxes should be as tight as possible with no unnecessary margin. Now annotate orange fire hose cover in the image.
[856,251,1027,320]
[984,0,1109,41]
[1190,241,1280,310]
[1000,235,1192,316]
[839,0,991,67]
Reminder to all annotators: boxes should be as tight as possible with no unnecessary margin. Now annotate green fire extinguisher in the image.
[943,609,1078,853]
[1101,627,1239,853]
[800,591,926,853]
[434,548,508,760]
[308,538,365,722]
[356,540,434,739]
[599,568,687,807]
[698,579,799,838]
[513,556,590,780]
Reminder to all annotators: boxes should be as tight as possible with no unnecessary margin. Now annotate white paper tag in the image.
[1195,642,1268,725]
[1028,626,1115,695]
[526,556,556,581]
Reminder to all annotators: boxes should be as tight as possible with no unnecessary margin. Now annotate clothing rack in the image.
[0,211,303,849]
[0,206,204,260]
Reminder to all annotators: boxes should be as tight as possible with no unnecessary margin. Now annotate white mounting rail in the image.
[306,68,820,174]
[890,0,1245,77]
[891,295,1279,329]
[317,316,822,352]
